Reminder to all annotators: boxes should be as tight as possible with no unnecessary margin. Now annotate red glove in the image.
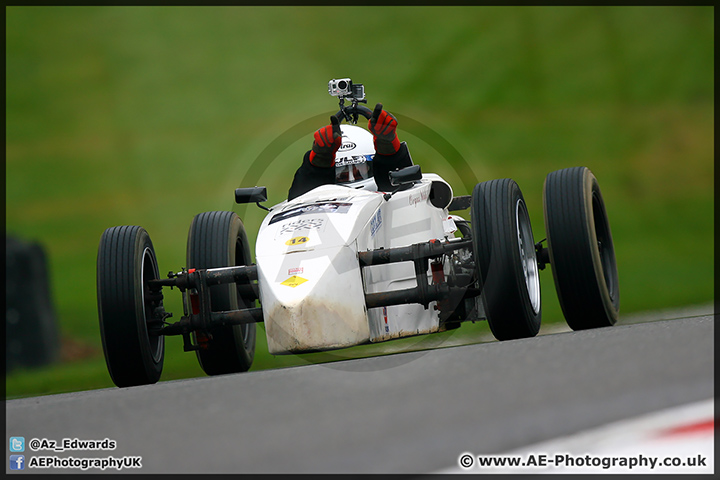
[309,115,342,167]
[368,103,401,155]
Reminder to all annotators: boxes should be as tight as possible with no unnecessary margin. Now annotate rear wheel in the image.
[543,166,619,330]
[471,178,541,340]
[97,226,165,387]
[187,211,256,375]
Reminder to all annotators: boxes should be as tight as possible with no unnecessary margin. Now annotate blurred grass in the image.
[5,6,713,398]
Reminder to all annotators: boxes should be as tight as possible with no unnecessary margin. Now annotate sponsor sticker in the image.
[285,236,309,246]
[280,276,308,288]
[270,202,352,225]
[408,191,429,206]
[337,141,357,152]
[335,154,373,166]
[370,209,383,237]
[443,216,458,235]
[278,218,325,235]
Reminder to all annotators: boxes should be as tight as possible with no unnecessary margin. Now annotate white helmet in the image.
[334,124,374,184]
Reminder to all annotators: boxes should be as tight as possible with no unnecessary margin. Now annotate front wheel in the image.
[471,178,541,340]
[187,211,256,375]
[543,166,620,330]
[97,226,165,387]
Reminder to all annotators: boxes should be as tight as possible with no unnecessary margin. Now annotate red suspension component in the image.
[431,260,448,313]
[431,260,445,285]
[188,292,199,315]
[194,331,211,350]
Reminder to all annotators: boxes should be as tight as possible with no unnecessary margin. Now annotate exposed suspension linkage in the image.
[359,238,480,309]
[145,237,481,351]
[147,265,262,352]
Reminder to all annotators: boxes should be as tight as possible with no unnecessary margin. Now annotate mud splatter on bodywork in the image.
[265,296,370,354]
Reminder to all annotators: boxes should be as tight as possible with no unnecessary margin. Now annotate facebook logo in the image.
[9,437,24,452]
[9,455,25,470]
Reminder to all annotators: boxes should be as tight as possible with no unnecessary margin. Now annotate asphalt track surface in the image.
[6,309,714,474]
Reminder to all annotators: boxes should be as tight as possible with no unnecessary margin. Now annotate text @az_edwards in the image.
[28,437,116,452]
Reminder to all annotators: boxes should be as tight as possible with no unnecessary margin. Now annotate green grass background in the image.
[6,6,713,398]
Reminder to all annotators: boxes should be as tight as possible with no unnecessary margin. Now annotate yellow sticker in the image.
[285,236,309,246]
[280,275,308,288]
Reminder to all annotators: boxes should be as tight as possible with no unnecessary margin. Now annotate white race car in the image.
[97,80,620,387]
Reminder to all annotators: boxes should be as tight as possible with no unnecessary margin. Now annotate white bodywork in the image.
[255,175,459,354]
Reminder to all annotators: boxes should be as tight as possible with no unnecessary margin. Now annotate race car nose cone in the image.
[257,245,370,354]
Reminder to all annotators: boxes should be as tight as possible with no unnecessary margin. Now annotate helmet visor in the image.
[335,154,373,184]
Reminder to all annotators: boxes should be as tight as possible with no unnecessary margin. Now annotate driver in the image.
[288,103,413,200]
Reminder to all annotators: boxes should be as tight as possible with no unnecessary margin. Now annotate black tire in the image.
[471,178,541,340]
[187,211,256,375]
[97,226,165,387]
[543,166,620,330]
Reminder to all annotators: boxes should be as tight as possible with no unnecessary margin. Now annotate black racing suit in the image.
[287,142,413,201]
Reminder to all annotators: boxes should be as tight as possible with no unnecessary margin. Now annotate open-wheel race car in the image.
[97,79,620,387]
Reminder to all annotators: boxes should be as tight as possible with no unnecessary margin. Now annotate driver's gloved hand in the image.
[309,115,342,168]
[368,103,401,155]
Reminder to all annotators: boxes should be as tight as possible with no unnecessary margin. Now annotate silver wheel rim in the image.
[516,199,541,314]
[141,246,164,363]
